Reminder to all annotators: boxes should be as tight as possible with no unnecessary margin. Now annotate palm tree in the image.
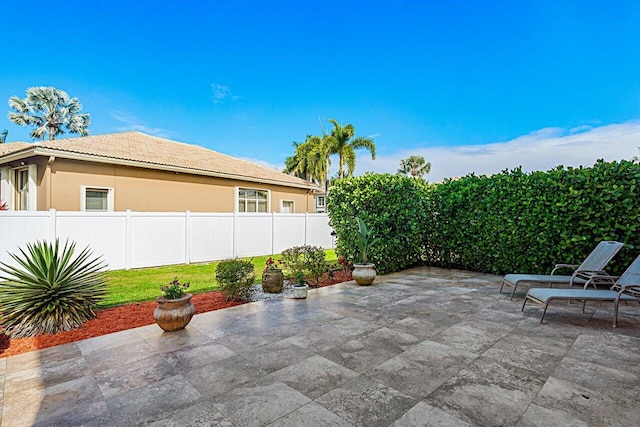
[0,130,7,143]
[283,135,328,184]
[8,86,90,141]
[325,119,376,179]
[397,155,431,178]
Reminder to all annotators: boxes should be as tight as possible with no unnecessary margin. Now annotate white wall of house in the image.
[0,210,334,270]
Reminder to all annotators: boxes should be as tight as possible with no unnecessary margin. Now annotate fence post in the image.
[185,210,191,265]
[48,209,57,242]
[125,209,132,270]
[304,212,308,245]
[271,211,276,255]
[232,211,238,258]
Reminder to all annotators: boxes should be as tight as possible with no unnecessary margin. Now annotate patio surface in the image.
[1,266,640,426]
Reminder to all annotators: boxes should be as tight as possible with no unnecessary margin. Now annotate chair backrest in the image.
[577,241,624,271]
[616,254,640,287]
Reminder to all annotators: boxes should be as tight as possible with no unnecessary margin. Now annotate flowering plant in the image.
[160,277,190,300]
[264,257,282,272]
[0,199,7,211]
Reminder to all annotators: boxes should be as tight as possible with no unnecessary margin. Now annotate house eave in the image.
[0,147,320,190]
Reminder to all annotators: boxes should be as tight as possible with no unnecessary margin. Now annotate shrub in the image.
[328,173,431,274]
[160,277,190,300]
[0,239,107,338]
[280,245,327,286]
[215,259,255,302]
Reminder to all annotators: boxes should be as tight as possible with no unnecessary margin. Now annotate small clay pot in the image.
[153,293,195,332]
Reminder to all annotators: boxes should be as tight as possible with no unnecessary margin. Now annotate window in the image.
[81,186,113,211]
[238,188,268,212]
[315,195,326,213]
[15,168,29,211]
[281,200,294,213]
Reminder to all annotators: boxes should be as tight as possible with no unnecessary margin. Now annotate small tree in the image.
[398,155,431,178]
[8,86,90,141]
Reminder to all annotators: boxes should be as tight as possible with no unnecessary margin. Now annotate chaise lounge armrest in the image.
[576,271,619,289]
[550,264,579,275]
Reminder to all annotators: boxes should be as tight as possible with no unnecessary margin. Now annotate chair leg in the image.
[499,280,505,293]
[540,302,550,323]
[613,296,620,328]
[510,284,518,300]
[521,297,528,311]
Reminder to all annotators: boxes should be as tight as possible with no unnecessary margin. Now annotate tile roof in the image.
[2,132,318,189]
[0,142,31,156]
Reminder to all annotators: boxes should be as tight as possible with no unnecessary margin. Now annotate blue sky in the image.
[2,0,639,180]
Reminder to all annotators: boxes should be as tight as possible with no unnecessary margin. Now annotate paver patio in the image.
[1,266,639,426]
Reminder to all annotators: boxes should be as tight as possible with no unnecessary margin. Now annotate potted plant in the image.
[352,217,379,285]
[261,257,284,293]
[153,277,195,332]
[292,271,309,299]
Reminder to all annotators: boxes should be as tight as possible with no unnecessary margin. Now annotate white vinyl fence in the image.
[0,210,334,270]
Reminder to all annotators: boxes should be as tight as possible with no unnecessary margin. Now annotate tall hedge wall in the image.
[327,173,430,274]
[328,160,639,276]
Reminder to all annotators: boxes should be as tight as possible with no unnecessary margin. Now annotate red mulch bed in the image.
[0,270,352,358]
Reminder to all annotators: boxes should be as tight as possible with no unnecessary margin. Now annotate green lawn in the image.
[102,250,337,308]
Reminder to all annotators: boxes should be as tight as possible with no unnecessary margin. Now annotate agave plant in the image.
[0,239,107,338]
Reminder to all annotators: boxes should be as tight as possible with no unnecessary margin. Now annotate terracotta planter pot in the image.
[262,269,284,293]
[154,293,195,332]
[352,264,376,286]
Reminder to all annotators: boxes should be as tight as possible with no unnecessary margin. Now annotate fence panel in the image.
[235,214,273,258]
[189,213,234,262]
[306,214,334,248]
[0,211,50,266]
[56,212,128,270]
[130,212,187,269]
[273,214,306,253]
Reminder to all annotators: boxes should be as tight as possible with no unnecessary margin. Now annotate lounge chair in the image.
[499,241,623,299]
[522,254,640,327]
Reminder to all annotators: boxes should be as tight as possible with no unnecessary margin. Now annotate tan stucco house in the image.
[0,132,324,213]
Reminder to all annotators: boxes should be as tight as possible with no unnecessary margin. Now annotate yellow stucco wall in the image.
[41,158,316,212]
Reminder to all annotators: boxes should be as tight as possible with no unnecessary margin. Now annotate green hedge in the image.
[327,160,639,276]
[327,173,431,274]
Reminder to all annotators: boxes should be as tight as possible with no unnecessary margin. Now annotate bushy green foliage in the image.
[328,173,431,274]
[425,160,640,275]
[215,259,255,302]
[280,245,327,286]
[0,239,107,338]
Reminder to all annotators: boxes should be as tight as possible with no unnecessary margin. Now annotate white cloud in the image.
[211,83,244,104]
[110,110,173,138]
[355,121,640,181]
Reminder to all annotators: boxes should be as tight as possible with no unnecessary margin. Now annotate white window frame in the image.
[81,186,114,212]
[315,195,326,213]
[235,187,270,213]
[280,200,295,213]
[4,164,37,211]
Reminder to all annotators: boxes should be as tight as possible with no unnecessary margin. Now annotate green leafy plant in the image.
[294,271,307,286]
[280,245,327,286]
[355,217,379,264]
[160,277,190,300]
[0,239,107,338]
[215,259,256,302]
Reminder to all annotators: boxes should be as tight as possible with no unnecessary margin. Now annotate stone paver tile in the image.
[268,402,353,427]
[315,375,417,427]
[3,376,103,427]
[147,400,233,426]
[390,401,472,427]
[183,354,267,398]
[164,342,235,371]
[33,399,116,427]
[143,327,214,354]
[565,332,640,375]
[426,357,547,426]
[269,355,359,399]
[532,376,640,426]
[211,382,310,427]
[283,325,352,353]
[76,329,143,356]
[94,354,177,398]
[431,319,511,354]
[370,339,478,399]
[84,340,157,373]
[516,403,589,427]
[106,375,201,425]
[482,336,564,377]
[4,355,90,391]
[551,356,640,401]
[320,338,400,373]
[239,339,314,373]
[389,316,453,339]
[323,316,382,339]
[5,342,81,374]
[360,327,421,353]
[212,329,280,353]
[506,319,582,356]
